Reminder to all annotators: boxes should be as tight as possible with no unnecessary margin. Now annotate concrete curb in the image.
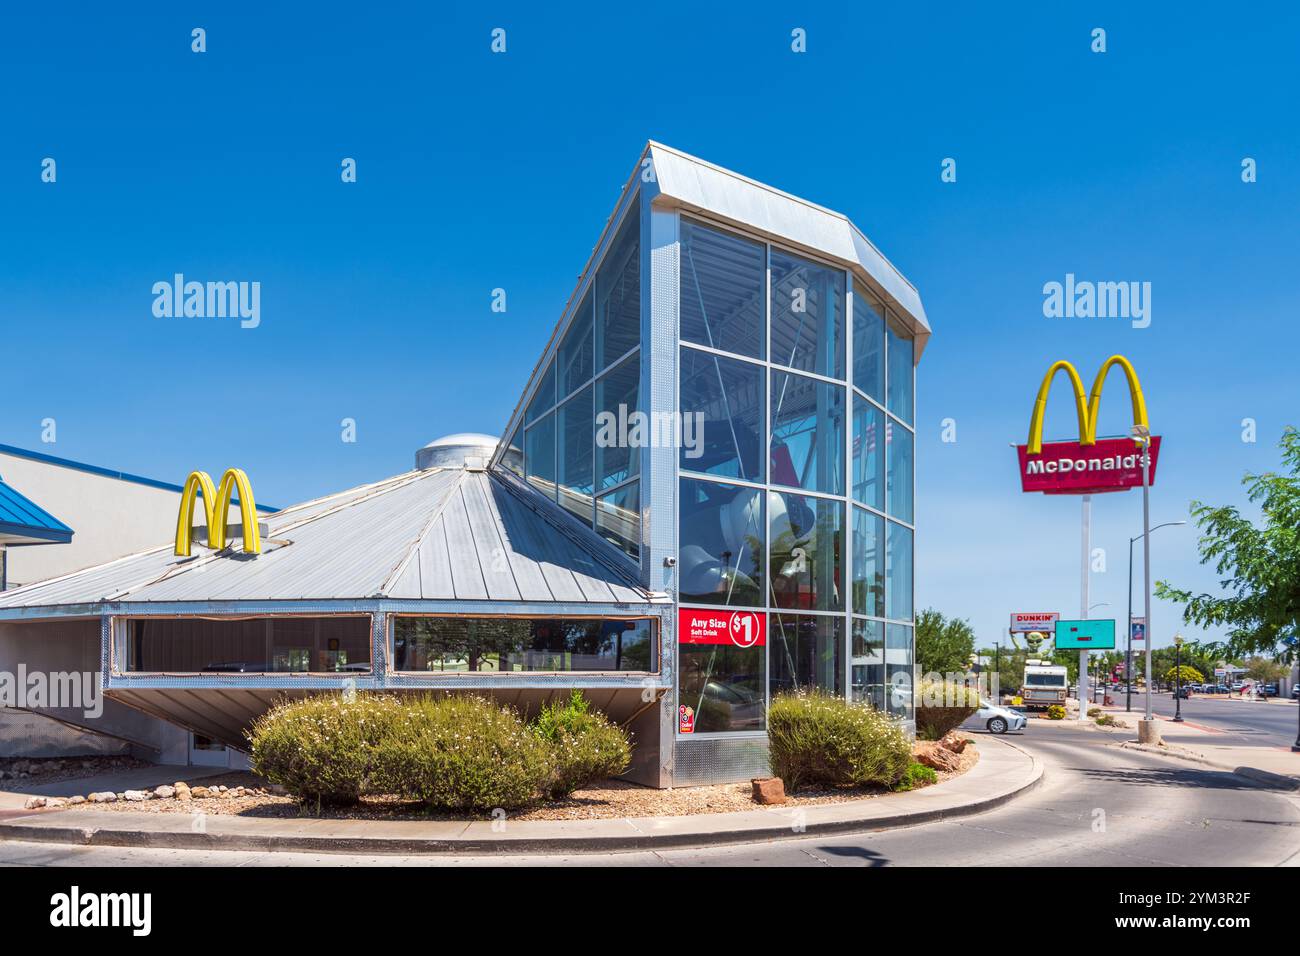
[1114,740,1300,791]
[0,738,1043,855]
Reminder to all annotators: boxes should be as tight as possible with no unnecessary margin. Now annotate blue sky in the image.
[2,4,1297,651]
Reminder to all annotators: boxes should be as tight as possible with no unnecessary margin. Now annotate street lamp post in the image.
[1125,519,1186,712]
[1173,634,1185,722]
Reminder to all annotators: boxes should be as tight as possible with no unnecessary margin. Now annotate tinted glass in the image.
[886,311,914,424]
[770,370,845,494]
[678,477,764,608]
[886,623,914,718]
[502,422,524,479]
[597,204,640,367]
[886,521,913,621]
[769,613,843,697]
[679,348,764,482]
[524,412,556,501]
[393,617,654,672]
[852,506,884,617]
[680,219,765,360]
[887,421,914,522]
[559,292,594,398]
[851,618,885,710]
[596,481,639,560]
[853,283,885,402]
[127,617,371,673]
[852,394,884,510]
[596,354,639,490]
[678,640,765,733]
[769,491,843,611]
[557,385,593,524]
[770,249,844,379]
[526,360,556,424]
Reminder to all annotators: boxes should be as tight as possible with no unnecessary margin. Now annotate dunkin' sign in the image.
[678,608,765,648]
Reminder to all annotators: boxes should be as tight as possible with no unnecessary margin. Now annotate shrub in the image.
[767,691,911,791]
[1087,707,1101,717]
[1046,704,1066,720]
[915,678,981,740]
[1095,713,1117,726]
[532,691,632,799]
[373,695,553,811]
[248,693,401,806]
[893,761,938,792]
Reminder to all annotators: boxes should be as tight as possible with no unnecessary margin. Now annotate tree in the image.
[915,609,976,675]
[1157,427,1300,665]
[1163,664,1203,686]
[1243,656,1286,684]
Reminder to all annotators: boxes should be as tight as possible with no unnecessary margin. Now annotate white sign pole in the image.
[1080,494,1091,721]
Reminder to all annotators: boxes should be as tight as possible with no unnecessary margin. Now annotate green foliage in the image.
[914,678,981,740]
[532,691,632,799]
[1157,426,1300,663]
[767,691,911,792]
[1087,707,1101,717]
[373,695,554,811]
[893,762,938,792]
[915,608,977,675]
[1095,713,1117,726]
[1046,704,1066,720]
[248,693,402,806]
[1243,656,1287,683]
[1163,664,1203,685]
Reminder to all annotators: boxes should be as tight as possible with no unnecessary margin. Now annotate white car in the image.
[975,699,1027,735]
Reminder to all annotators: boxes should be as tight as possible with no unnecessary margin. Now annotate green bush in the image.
[1095,713,1117,726]
[1046,704,1066,720]
[915,678,981,740]
[248,693,401,806]
[532,691,632,799]
[767,691,911,791]
[893,761,938,792]
[373,695,554,811]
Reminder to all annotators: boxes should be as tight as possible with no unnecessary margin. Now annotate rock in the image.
[154,785,176,799]
[938,733,969,755]
[267,784,288,796]
[90,791,117,803]
[11,760,30,773]
[45,797,67,809]
[173,782,189,792]
[190,787,212,799]
[68,795,86,805]
[217,785,228,793]
[176,790,192,802]
[24,797,46,809]
[751,777,787,805]
[916,746,960,773]
[123,790,148,802]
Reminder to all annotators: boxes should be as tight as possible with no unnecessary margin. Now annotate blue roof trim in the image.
[0,444,279,512]
[0,476,75,543]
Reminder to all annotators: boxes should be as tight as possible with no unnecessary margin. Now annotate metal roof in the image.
[0,475,74,545]
[0,466,656,611]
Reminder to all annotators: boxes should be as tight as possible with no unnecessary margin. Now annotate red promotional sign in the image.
[1017,436,1160,495]
[678,607,766,648]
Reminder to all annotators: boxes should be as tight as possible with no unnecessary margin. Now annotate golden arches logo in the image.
[174,468,261,556]
[1027,354,1148,455]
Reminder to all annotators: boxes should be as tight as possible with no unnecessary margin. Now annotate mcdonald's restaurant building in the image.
[0,143,929,786]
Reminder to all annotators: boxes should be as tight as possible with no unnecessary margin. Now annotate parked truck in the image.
[1021,660,1069,711]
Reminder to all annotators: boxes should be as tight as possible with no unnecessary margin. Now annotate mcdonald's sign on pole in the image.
[1016,355,1161,495]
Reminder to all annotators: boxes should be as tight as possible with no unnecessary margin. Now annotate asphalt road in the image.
[1111,691,1299,748]
[2,722,1298,867]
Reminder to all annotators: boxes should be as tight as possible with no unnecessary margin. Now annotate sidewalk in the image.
[1089,705,1299,785]
[0,736,1041,854]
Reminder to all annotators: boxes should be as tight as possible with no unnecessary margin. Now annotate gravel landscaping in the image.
[54,736,980,821]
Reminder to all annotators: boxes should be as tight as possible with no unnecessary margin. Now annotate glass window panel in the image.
[679,218,765,360]
[886,623,914,719]
[769,613,844,698]
[770,249,845,379]
[852,506,884,617]
[679,348,764,482]
[678,640,766,733]
[852,395,884,510]
[557,385,593,525]
[597,203,640,368]
[525,412,557,501]
[596,481,640,561]
[770,370,845,495]
[393,617,655,673]
[887,420,914,523]
[853,283,885,402]
[502,422,524,479]
[851,618,885,710]
[886,521,913,621]
[559,291,594,398]
[126,617,370,673]
[678,477,764,608]
[595,354,640,490]
[768,491,843,612]
[526,360,556,424]
[886,311,914,425]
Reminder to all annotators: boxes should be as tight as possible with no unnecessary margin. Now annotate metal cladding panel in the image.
[672,735,770,786]
[0,546,179,608]
[476,475,555,601]
[459,474,523,602]
[439,488,492,601]
[648,142,930,357]
[0,477,74,539]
